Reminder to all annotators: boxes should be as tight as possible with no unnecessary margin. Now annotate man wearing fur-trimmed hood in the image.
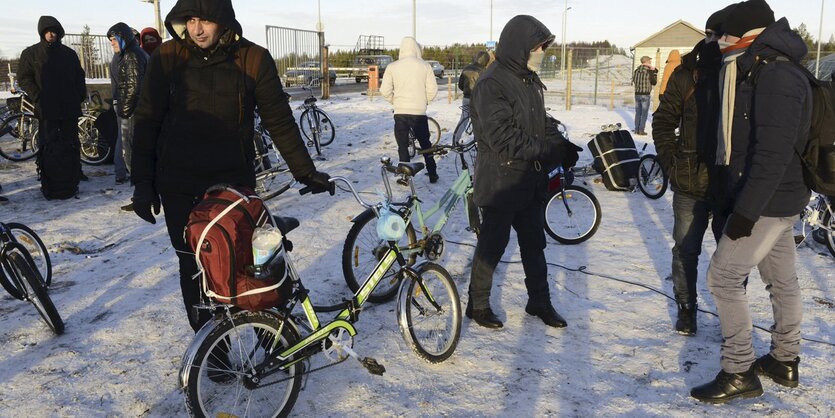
[131,0,333,332]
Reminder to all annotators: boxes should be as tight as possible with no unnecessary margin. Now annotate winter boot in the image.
[755,354,799,388]
[465,302,503,329]
[690,366,763,403]
[525,302,567,328]
[675,303,697,336]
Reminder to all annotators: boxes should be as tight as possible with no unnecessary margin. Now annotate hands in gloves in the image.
[132,182,161,224]
[724,213,755,241]
[299,171,335,195]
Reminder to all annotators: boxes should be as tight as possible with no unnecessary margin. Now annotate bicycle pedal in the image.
[360,357,386,376]
[307,141,313,146]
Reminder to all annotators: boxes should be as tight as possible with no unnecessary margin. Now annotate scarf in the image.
[715,30,763,166]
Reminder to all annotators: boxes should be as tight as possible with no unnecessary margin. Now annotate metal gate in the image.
[265,26,327,95]
[63,33,113,80]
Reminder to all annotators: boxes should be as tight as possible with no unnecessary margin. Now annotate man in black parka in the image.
[453,50,490,144]
[18,16,87,198]
[131,0,333,332]
[467,15,568,329]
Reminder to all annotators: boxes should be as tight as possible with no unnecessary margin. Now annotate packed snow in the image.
[1,88,833,417]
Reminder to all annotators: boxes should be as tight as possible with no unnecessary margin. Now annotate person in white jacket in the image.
[381,36,439,183]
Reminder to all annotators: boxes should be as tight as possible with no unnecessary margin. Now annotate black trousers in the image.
[468,200,551,310]
[160,192,212,332]
[393,114,437,176]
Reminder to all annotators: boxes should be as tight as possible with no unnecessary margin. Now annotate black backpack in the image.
[752,56,835,195]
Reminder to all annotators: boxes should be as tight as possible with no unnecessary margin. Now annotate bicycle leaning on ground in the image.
[343,144,481,304]
[179,179,462,417]
[0,221,63,335]
[794,193,835,257]
[0,89,39,162]
[252,110,296,200]
[297,86,336,156]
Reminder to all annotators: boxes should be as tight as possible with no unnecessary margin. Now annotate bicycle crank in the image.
[322,328,354,363]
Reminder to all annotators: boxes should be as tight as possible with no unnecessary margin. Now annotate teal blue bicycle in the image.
[342,143,481,303]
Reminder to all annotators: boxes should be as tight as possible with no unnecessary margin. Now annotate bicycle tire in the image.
[452,117,475,148]
[0,251,25,300]
[6,222,52,287]
[0,113,39,161]
[823,209,835,258]
[544,185,602,244]
[78,115,112,165]
[256,166,295,201]
[427,116,441,146]
[407,134,417,158]
[184,310,301,418]
[9,252,64,335]
[313,109,336,146]
[342,208,417,304]
[397,262,461,363]
[465,189,482,237]
[637,154,668,199]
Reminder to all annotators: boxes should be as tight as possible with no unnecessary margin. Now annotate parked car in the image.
[426,60,444,78]
[352,55,393,83]
[283,61,337,87]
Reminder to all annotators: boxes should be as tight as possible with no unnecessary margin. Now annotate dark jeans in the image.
[469,200,550,309]
[393,114,437,176]
[671,192,726,305]
[160,192,211,332]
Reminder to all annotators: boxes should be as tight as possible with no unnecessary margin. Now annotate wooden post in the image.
[566,49,573,111]
[447,75,453,103]
[653,48,661,111]
[610,79,615,110]
[321,42,330,100]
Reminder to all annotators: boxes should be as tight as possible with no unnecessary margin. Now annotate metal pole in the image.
[412,0,416,38]
[154,0,163,39]
[317,0,323,32]
[490,0,493,41]
[816,0,825,78]
[561,2,570,80]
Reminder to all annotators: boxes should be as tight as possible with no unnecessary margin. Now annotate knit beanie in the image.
[705,4,736,33]
[721,0,774,38]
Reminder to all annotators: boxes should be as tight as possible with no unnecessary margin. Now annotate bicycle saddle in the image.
[272,216,299,235]
[304,97,317,105]
[396,162,425,177]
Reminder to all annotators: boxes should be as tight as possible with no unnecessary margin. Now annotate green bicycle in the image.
[342,143,481,304]
[180,176,462,417]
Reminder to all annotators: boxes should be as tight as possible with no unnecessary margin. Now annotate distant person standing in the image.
[453,50,490,144]
[107,22,149,191]
[17,16,87,199]
[380,36,439,183]
[140,27,162,55]
[632,56,657,135]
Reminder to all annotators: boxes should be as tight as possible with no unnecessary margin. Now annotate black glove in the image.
[560,140,583,170]
[132,181,161,224]
[724,213,755,241]
[299,171,335,195]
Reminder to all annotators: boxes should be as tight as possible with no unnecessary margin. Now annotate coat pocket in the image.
[671,151,696,193]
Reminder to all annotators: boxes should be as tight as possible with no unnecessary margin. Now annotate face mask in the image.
[527,50,545,73]
[717,39,735,49]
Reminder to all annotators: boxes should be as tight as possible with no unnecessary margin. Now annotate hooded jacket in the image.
[458,51,490,98]
[140,27,163,56]
[380,37,438,115]
[658,49,681,96]
[132,0,315,196]
[652,41,710,199]
[726,17,811,220]
[470,15,561,211]
[108,22,149,119]
[17,16,86,120]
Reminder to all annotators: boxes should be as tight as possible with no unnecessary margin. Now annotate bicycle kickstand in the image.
[328,335,386,376]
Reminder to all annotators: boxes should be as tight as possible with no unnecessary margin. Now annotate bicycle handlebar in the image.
[416,142,473,156]
[327,176,376,209]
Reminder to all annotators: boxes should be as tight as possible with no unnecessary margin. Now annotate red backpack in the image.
[185,185,288,311]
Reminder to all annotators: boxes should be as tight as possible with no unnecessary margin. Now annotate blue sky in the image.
[0,0,833,58]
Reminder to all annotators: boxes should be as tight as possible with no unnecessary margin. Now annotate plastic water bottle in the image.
[252,225,283,266]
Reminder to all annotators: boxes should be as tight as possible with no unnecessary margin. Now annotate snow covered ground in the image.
[1,91,833,417]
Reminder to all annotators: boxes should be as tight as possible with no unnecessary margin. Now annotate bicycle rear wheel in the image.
[313,109,336,146]
[183,310,301,418]
[255,166,295,201]
[0,113,39,161]
[6,222,51,286]
[397,262,461,363]
[78,115,112,165]
[343,209,417,303]
[9,252,64,335]
[452,117,475,147]
[637,154,668,199]
[822,209,835,258]
[544,185,601,244]
[427,117,441,146]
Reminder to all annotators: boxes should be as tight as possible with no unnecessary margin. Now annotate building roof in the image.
[632,20,705,49]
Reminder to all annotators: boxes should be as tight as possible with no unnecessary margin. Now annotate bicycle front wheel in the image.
[6,222,52,286]
[822,209,835,258]
[10,252,64,335]
[313,109,336,146]
[637,154,668,199]
[427,117,441,146]
[452,117,475,147]
[397,262,461,363]
[0,113,39,161]
[544,185,602,244]
[183,310,302,418]
[78,115,112,165]
[343,208,417,304]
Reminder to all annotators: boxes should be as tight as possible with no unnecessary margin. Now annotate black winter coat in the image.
[17,16,86,120]
[727,18,811,220]
[458,51,490,98]
[132,0,315,196]
[471,15,560,211]
[108,23,149,119]
[652,41,710,199]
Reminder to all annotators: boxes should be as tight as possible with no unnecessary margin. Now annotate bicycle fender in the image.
[179,316,224,389]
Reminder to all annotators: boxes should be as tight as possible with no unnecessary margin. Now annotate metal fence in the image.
[265,25,325,89]
[64,33,113,79]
